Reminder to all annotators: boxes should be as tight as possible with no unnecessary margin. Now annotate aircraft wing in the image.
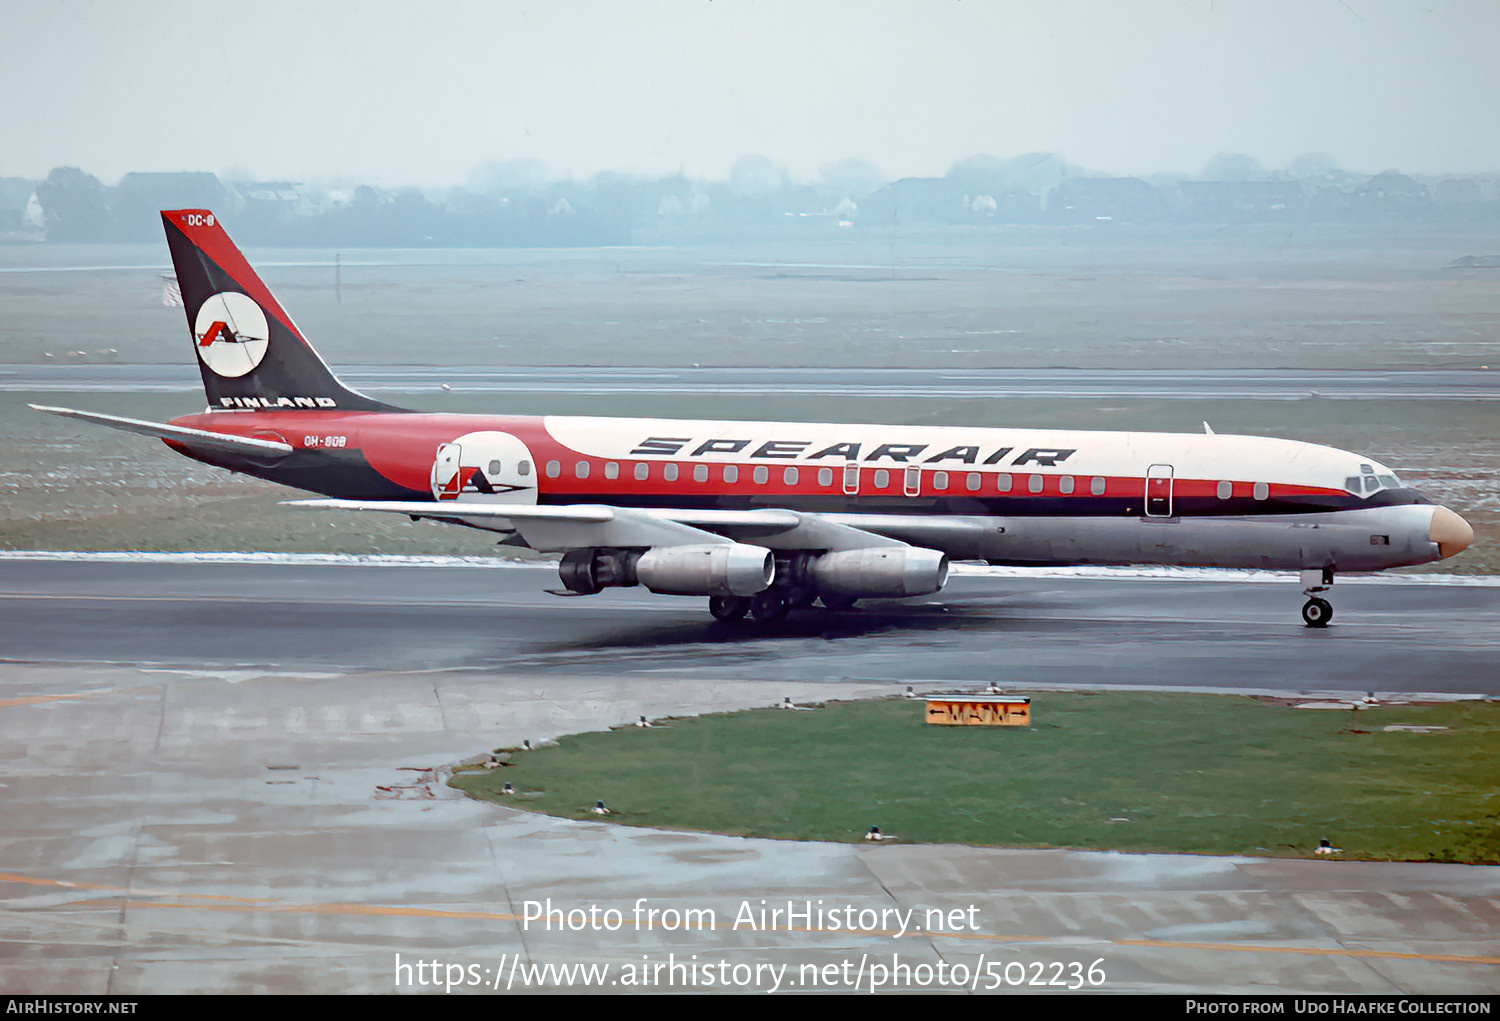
[30,405,294,458]
[285,498,913,552]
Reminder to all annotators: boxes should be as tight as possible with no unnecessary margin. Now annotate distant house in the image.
[1177,181,1303,221]
[860,177,967,224]
[1047,178,1167,223]
[0,178,37,232]
[1352,171,1431,220]
[233,180,304,216]
[1433,178,1482,207]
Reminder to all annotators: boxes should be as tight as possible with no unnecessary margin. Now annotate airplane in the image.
[32,209,1474,627]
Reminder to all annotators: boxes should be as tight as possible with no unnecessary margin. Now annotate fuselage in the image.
[166,407,1463,574]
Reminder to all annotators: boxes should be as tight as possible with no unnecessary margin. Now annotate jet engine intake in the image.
[808,547,949,598]
[635,543,775,597]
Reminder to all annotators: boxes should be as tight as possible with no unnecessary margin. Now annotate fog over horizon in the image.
[4,0,1498,188]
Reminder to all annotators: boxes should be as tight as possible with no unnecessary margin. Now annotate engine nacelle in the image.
[808,547,949,598]
[635,544,775,597]
[558,548,639,594]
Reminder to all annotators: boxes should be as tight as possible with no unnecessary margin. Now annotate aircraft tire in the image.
[748,590,790,622]
[708,595,750,621]
[1301,597,1333,628]
[820,593,858,612]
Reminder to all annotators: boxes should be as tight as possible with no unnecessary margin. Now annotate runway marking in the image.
[0,690,112,709]
[2,871,1496,967]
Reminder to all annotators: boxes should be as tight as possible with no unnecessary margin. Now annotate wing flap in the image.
[286,499,739,550]
[287,499,616,523]
[287,499,936,555]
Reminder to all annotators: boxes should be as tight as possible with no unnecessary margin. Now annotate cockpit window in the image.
[1346,472,1404,495]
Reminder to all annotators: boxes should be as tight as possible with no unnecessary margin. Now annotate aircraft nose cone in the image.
[1430,506,1474,560]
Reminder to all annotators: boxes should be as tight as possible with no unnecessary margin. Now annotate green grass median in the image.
[451,693,1500,863]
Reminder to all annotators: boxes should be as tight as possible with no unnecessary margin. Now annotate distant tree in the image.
[815,158,885,201]
[1283,152,1340,181]
[467,158,552,195]
[35,166,109,240]
[1200,153,1268,182]
[728,154,787,197]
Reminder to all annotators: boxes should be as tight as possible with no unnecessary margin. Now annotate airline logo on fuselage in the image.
[194,292,270,378]
[630,436,1076,467]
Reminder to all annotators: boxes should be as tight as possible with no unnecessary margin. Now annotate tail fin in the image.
[161,210,398,412]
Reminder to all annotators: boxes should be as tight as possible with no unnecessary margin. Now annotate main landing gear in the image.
[707,588,857,623]
[707,590,791,622]
[1300,568,1335,628]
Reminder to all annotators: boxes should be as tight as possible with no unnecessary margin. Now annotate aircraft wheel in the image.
[1301,597,1333,628]
[820,593,858,612]
[709,595,750,621]
[748,590,790,622]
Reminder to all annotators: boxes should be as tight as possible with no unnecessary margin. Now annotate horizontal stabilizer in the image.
[30,404,293,457]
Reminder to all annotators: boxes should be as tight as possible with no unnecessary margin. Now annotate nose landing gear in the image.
[1301,597,1334,627]
[1301,568,1335,628]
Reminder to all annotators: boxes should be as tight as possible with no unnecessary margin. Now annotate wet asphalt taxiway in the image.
[0,558,1497,994]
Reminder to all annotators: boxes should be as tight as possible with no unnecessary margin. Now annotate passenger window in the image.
[933,471,949,490]
[1028,475,1043,494]
[818,468,832,487]
[664,464,679,482]
[723,465,738,483]
[783,467,798,485]
[546,460,560,478]
[634,463,649,481]
[518,460,531,477]
[1217,481,1231,500]
[996,473,1012,492]
[1092,476,1106,496]
[753,466,768,484]
[874,469,889,488]
[693,464,708,482]
[604,461,619,480]
[967,473,981,491]
[1253,482,1268,501]
[1059,476,1074,495]
[575,461,590,479]
[488,460,503,475]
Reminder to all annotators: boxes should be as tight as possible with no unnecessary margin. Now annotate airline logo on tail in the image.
[194,292,269,378]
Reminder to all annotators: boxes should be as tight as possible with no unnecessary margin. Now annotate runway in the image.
[4,363,1499,400]
[1,558,1497,994]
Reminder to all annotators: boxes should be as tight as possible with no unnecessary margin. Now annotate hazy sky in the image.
[4,0,1497,186]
